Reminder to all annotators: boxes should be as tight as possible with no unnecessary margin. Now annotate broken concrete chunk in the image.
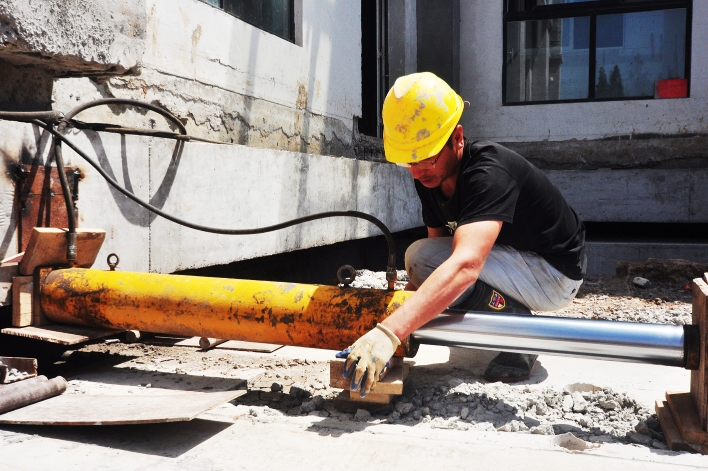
[571,392,587,413]
[353,409,371,421]
[562,394,574,412]
[288,383,311,399]
[552,433,599,452]
[394,402,414,415]
[530,424,555,435]
[598,399,619,410]
[299,395,324,414]
[627,433,653,446]
[632,277,652,289]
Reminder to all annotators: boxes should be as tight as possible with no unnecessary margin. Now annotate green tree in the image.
[596,66,609,98]
[609,64,624,98]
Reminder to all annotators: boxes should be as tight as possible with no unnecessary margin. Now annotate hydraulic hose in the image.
[9,99,399,286]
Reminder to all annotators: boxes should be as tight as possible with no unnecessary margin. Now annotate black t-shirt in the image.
[415,140,586,280]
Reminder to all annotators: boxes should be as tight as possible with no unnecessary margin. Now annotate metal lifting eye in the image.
[337,265,357,287]
[107,253,120,271]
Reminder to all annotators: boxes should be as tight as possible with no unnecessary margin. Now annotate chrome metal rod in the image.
[412,311,688,367]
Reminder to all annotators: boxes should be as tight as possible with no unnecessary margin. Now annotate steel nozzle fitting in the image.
[67,232,78,264]
[386,267,398,291]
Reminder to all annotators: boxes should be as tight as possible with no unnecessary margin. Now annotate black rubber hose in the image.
[52,137,78,262]
[0,110,64,123]
[58,98,188,135]
[31,119,398,275]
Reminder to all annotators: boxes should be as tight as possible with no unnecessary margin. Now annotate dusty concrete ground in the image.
[0,269,706,470]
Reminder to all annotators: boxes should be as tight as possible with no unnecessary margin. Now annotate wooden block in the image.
[656,400,697,452]
[11,276,33,327]
[334,391,395,414]
[691,277,708,431]
[199,338,227,349]
[329,359,408,396]
[1,324,122,345]
[32,268,52,327]
[666,391,708,446]
[19,228,106,275]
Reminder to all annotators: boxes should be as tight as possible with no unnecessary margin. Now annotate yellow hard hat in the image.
[382,72,464,164]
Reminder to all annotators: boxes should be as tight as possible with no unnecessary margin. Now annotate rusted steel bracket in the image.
[15,165,82,252]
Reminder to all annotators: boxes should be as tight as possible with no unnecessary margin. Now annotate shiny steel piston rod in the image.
[413,311,700,369]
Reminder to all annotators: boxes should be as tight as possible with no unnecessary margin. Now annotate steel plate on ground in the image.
[0,390,246,425]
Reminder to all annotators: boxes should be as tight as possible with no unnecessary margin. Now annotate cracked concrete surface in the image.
[0,0,145,77]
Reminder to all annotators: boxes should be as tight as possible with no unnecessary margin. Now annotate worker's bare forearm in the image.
[381,255,480,339]
[381,220,502,340]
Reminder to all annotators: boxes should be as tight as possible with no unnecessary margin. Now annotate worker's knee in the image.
[404,237,453,288]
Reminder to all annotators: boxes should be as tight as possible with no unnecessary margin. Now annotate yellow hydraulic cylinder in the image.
[40,268,416,356]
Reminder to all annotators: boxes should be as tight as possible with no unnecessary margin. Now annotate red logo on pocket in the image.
[489,291,506,310]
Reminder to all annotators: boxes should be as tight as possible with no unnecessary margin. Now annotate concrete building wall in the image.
[458,1,708,224]
[0,0,425,277]
[460,1,707,142]
[51,0,366,157]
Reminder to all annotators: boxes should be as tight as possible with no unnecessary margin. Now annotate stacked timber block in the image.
[656,273,708,453]
[329,357,409,413]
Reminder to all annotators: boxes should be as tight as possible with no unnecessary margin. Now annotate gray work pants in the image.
[405,238,582,311]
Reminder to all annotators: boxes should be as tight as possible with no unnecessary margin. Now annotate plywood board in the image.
[329,360,408,396]
[691,277,708,431]
[656,400,697,452]
[19,228,106,275]
[666,391,708,446]
[1,324,121,345]
[0,390,246,425]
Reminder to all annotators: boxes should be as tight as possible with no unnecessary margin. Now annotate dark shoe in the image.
[484,352,537,383]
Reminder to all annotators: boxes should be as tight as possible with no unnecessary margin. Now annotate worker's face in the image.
[407,126,463,188]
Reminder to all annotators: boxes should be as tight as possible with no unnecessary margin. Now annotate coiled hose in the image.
[0,99,399,289]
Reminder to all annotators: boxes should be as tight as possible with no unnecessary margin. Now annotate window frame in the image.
[502,0,693,105]
[199,0,296,43]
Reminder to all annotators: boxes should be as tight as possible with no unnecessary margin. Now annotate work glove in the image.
[336,323,400,396]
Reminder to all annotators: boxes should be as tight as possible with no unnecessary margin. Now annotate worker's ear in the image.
[452,125,464,151]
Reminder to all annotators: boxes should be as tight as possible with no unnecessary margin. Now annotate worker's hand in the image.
[337,324,400,396]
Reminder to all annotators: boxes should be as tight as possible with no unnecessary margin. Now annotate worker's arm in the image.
[342,220,502,393]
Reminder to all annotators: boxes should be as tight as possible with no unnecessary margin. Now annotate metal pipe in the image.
[0,376,67,415]
[38,268,698,369]
[412,311,693,368]
[40,268,415,356]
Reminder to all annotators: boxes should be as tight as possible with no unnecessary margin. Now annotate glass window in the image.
[199,0,294,42]
[595,9,687,98]
[503,0,690,104]
[506,17,590,102]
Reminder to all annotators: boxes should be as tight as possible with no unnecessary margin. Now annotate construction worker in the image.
[341,72,586,395]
